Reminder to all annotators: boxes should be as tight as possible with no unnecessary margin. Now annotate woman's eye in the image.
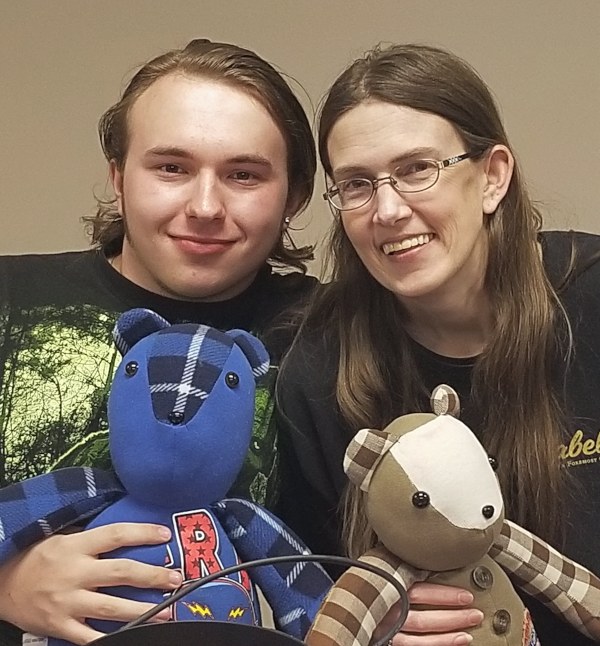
[340,178,370,194]
[402,161,432,176]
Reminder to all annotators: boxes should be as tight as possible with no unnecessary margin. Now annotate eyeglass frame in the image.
[322,151,479,212]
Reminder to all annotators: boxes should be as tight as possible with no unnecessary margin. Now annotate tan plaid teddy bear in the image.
[306,411,600,646]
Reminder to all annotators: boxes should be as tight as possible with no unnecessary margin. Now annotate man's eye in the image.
[159,164,184,174]
[231,171,258,183]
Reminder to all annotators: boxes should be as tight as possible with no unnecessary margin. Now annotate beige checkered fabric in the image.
[307,521,600,645]
[306,544,427,646]
[343,428,394,492]
[489,519,600,640]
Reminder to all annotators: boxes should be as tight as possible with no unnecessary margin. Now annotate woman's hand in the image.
[375,582,484,646]
[0,523,183,645]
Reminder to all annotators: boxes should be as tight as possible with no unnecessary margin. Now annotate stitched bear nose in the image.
[168,411,184,425]
[482,505,495,519]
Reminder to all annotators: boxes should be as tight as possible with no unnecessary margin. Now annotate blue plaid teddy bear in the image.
[0,308,331,645]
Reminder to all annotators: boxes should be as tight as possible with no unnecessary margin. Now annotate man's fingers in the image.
[50,617,105,646]
[72,523,171,556]
[73,590,171,624]
[90,557,182,590]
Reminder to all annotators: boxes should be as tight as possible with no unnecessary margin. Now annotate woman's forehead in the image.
[327,101,462,174]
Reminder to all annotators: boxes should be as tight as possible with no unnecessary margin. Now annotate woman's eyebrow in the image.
[388,147,441,164]
[333,147,441,179]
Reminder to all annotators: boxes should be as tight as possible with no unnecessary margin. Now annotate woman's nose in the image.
[372,182,413,225]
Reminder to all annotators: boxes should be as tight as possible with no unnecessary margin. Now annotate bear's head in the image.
[108,308,269,509]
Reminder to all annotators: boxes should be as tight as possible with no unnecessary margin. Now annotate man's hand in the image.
[0,523,183,645]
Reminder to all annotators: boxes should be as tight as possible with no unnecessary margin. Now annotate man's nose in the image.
[184,174,225,220]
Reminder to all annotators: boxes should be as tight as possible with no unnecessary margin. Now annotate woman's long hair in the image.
[310,43,570,556]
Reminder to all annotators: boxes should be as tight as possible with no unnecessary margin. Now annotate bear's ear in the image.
[225,329,270,381]
[113,308,170,356]
[344,428,394,492]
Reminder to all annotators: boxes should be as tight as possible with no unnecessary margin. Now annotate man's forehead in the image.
[125,75,286,159]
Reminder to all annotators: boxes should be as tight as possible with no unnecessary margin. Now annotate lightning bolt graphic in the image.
[228,607,245,619]
[183,601,214,618]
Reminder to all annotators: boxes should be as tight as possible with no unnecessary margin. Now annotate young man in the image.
[0,39,317,645]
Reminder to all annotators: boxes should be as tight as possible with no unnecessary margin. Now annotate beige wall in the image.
[2,0,599,273]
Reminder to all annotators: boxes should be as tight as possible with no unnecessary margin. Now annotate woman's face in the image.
[326,101,496,311]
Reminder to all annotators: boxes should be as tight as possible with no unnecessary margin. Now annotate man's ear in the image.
[482,145,514,215]
[109,159,124,216]
[283,189,305,226]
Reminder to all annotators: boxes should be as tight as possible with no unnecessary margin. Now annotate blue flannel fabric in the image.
[147,324,234,424]
[213,498,333,640]
[226,330,270,379]
[0,467,124,564]
[112,308,169,355]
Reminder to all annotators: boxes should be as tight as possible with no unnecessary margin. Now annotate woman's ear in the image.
[482,145,514,215]
[109,160,124,216]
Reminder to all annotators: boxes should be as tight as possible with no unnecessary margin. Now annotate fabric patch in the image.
[148,325,233,423]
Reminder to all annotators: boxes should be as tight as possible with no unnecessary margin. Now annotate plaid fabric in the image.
[213,498,333,640]
[0,467,124,564]
[226,330,269,379]
[113,308,169,355]
[306,544,426,646]
[343,429,394,492]
[147,324,234,424]
[114,310,269,425]
[338,423,600,644]
[490,519,600,640]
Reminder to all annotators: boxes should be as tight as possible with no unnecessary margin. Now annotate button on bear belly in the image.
[471,565,494,589]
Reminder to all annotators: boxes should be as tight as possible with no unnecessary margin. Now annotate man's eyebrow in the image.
[145,146,194,159]
[226,154,273,168]
[144,148,275,169]
[332,147,442,179]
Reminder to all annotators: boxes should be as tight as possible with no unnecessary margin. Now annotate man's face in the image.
[111,74,290,301]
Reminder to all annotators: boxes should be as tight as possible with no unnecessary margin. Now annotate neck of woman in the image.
[401,287,492,359]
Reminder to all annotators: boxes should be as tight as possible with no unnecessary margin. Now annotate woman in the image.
[276,43,600,646]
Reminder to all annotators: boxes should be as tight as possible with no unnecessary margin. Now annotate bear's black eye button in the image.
[412,491,430,508]
[482,505,495,519]
[125,361,138,376]
[225,372,239,388]
[488,456,499,471]
[168,411,184,425]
